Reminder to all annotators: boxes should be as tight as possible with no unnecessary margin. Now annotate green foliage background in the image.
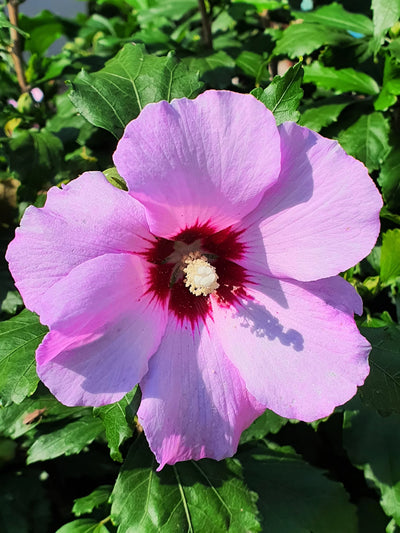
[1,0,400,531]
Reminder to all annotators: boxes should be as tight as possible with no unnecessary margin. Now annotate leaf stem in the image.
[7,0,29,93]
[197,0,213,50]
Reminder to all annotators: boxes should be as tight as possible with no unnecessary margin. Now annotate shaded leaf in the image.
[69,43,203,138]
[378,147,400,211]
[251,62,303,124]
[303,62,379,95]
[0,309,47,407]
[110,435,260,532]
[381,230,400,286]
[6,129,63,189]
[240,409,288,444]
[299,96,353,132]
[0,470,50,533]
[72,486,112,517]
[360,325,400,414]
[239,442,358,532]
[236,51,269,85]
[27,416,104,464]
[56,519,110,533]
[182,51,236,89]
[338,112,390,172]
[93,387,141,462]
[344,404,400,526]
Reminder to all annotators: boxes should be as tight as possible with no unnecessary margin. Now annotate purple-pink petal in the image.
[138,316,265,469]
[36,255,168,406]
[211,275,370,422]
[237,122,382,282]
[113,90,281,238]
[6,171,150,314]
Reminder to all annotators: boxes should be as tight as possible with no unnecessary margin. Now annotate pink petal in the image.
[36,255,168,406]
[137,316,265,469]
[113,90,281,238]
[237,122,382,281]
[212,275,370,422]
[6,172,150,314]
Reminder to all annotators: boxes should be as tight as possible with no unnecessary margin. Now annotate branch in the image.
[7,0,29,93]
[198,0,213,50]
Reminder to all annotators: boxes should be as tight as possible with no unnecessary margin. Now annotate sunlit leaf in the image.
[69,43,203,138]
[110,436,260,532]
[303,62,379,95]
[251,62,303,124]
[0,310,47,407]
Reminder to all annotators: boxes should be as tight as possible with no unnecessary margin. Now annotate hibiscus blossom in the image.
[6,90,382,469]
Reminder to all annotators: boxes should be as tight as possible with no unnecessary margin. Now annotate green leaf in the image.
[378,147,400,211]
[20,11,64,55]
[380,230,400,286]
[1,290,23,316]
[303,62,379,95]
[239,442,358,532]
[299,95,353,132]
[359,326,400,414]
[0,309,47,407]
[69,44,203,138]
[26,416,105,464]
[0,389,90,440]
[344,404,400,526]
[56,519,110,533]
[110,435,261,532]
[273,22,351,59]
[236,51,269,85]
[251,62,303,124]
[338,112,390,172]
[182,51,236,90]
[93,387,140,462]
[6,129,63,189]
[72,486,112,517]
[293,3,373,36]
[371,0,400,54]
[240,409,287,444]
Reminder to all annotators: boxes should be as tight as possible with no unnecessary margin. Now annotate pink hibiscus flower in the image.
[6,90,382,469]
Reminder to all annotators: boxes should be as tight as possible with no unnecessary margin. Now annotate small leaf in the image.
[299,96,353,132]
[303,62,379,95]
[240,409,288,444]
[251,62,303,124]
[239,442,358,532]
[27,416,104,464]
[110,435,261,532]
[338,112,390,172]
[360,325,400,414]
[380,230,400,286]
[273,22,350,59]
[56,518,110,533]
[72,486,112,517]
[69,43,203,138]
[236,51,269,85]
[182,51,235,89]
[0,309,47,407]
[293,3,373,36]
[93,387,140,462]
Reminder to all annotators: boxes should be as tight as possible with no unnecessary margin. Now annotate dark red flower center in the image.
[143,222,248,325]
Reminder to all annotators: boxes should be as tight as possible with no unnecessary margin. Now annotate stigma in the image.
[183,253,219,296]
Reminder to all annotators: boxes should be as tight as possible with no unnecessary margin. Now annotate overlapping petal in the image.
[113,90,281,237]
[212,275,370,422]
[138,316,265,469]
[237,122,382,281]
[36,254,168,406]
[6,172,150,314]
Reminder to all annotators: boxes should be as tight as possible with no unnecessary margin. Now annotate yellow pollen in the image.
[183,253,219,296]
